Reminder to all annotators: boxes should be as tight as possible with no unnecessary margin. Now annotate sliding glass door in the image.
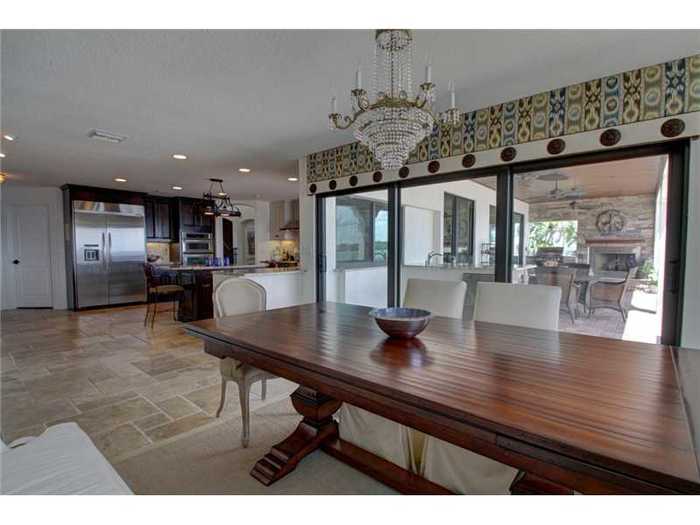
[319,189,389,308]
[400,174,500,320]
[315,140,688,345]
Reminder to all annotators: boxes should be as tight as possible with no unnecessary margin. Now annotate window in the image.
[513,212,525,265]
[527,220,578,257]
[443,193,474,264]
[336,196,388,266]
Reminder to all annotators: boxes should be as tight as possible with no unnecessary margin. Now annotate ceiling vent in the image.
[88,129,128,143]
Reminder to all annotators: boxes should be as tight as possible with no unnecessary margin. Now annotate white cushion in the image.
[422,437,518,494]
[0,438,7,453]
[473,282,561,330]
[0,423,132,494]
[338,404,413,470]
[403,278,467,319]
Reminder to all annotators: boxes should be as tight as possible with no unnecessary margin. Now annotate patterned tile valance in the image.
[306,54,700,184]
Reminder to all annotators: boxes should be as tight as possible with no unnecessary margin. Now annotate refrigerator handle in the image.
[107,232,112,266]
[101,232,107,269]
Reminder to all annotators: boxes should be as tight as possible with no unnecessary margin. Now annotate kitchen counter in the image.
[155,264,268,271]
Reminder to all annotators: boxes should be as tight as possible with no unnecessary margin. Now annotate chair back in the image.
[143,263,158,288]
[214,277,266,318]
[473,282,561,331]
[403,278,467,319]
[534,267,576,307]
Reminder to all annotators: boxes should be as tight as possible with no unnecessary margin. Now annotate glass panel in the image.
[323,189,388,308]
[401,175,498,321]
[512,154,669,343]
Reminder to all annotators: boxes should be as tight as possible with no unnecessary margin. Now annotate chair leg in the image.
[238,380,251,448]
[144,300,151,326]
[151,299,158,328]
[261,379,267,401]
[172,299,177,320]
[215,379,227,418]
[620,308,627,323]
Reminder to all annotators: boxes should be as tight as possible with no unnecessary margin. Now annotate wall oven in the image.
[181,232,213,254]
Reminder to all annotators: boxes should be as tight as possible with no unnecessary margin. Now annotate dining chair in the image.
[143,263,185,327]
[420,281,561,493]
[213,277,276,448]
[534,267,580,324]
[338,278,467,472]
[587,266,638,322]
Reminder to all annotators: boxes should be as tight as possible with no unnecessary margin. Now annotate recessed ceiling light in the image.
[238,168,251,173]
[0,153,6,158]
[172,185,183,190]
[3,135,15,141]
[172,154,187,160]
[114,177,127,183]
[287,177,299,182]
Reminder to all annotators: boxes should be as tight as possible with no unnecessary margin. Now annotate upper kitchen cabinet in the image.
[174,197,214,233]
[269,201,286,240]
[144,197,173,241]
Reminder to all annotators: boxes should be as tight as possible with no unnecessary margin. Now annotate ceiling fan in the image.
[537,172,585,200]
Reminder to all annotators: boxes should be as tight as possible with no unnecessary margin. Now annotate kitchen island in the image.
[152,265,303,321]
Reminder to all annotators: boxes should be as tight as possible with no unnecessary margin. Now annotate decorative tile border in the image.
[307,54,700,187]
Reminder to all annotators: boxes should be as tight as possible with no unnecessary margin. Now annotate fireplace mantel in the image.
[585,237,644,246]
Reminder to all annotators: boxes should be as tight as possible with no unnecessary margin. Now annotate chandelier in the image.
[328,29,460,170]
[202,178,241,217]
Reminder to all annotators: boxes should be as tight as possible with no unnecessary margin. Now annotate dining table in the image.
[185,301,700,494]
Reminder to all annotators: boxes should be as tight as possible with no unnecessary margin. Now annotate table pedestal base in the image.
[250,386,341,486]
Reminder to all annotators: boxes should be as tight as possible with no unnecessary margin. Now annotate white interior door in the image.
[8,205,53,308]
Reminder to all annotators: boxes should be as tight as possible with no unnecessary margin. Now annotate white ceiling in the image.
[1,30,698,200]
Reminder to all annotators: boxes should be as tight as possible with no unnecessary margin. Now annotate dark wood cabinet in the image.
[174,197,214,233]
[175,270,213,321]
[144,197,173,241]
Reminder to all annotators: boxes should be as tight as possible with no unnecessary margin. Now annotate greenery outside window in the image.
[527,220,578,257]
[444,193,474,264]
[336,196,388,267]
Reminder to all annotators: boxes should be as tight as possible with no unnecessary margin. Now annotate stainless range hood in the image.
[280,219,299,231]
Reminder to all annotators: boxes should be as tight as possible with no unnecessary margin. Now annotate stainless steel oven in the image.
[181,232,213,254]
[182,253,212,266]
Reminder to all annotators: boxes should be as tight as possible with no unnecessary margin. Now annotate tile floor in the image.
[0,305,293,462]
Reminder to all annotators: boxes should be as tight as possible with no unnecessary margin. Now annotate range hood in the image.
[280,219,299,231]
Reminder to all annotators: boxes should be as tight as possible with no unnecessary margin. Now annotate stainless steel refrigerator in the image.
[72,200,146,308]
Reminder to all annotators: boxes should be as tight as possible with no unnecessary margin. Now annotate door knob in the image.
[12,259,20,264]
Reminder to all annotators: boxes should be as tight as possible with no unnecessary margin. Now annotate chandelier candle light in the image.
[328,29,461,170]
[202,178,242,218]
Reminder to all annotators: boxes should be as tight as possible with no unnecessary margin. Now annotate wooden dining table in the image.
[185,301,700,494]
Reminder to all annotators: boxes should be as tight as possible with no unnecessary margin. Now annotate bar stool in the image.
[143,263,185,327]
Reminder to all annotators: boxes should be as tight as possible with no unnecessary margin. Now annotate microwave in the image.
[182,253,212,266]
[181,232,213,254]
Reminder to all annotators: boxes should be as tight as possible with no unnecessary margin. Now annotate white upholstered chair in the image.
[421,281,561,493]
[338,278,467,472]
[214,278,276,447]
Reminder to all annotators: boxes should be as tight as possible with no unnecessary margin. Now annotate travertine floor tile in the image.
[92,423,150,460]
[156,396,200,419]
[144,413,214,442]
[53,397,160,435]
[133,412,172,431]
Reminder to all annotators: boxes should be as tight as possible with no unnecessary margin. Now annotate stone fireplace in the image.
[586,237,643,277]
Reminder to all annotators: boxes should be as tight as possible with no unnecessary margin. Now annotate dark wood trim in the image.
[663,140,689,345]
[315,196,326,303]
[388,184,400,307]
[495,170,513,282]
[61,184,147,205]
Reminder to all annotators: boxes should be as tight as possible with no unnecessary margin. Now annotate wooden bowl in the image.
[369,307,432,339]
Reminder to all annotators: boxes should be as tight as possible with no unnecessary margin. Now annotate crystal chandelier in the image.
[202,178,241,217]
[328,29,460,170]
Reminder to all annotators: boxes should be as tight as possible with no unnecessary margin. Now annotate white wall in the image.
[214,200,272,265]
[1,186,68,310]
[682,140,700,349]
